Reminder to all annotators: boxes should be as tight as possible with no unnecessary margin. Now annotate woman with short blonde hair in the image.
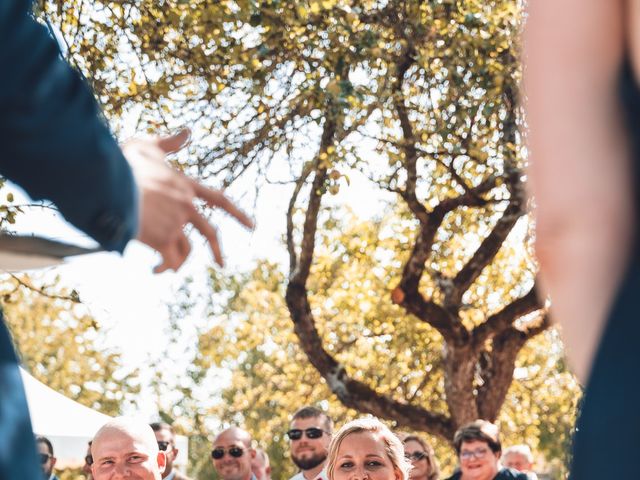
[327,418,411,480]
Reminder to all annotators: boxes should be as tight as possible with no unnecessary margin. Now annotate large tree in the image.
[42,0,560,444]
[193,214,578,477]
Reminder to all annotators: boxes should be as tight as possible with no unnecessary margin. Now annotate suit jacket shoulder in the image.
[496,468,530,479]
[0,0,138,252]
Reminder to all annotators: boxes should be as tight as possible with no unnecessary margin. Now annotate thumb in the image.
[156,128,191,154]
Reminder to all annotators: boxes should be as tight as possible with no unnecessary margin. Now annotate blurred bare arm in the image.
[524,0,633,383]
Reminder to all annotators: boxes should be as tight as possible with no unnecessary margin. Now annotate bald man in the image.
[91,418,166,480]
[211,427,256,480]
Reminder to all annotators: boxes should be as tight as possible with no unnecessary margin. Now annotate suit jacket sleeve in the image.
[0,0,138,252]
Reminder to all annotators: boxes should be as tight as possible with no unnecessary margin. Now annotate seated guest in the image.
[150,422,193,480]
[326,417,411,480]
[91,417,166,480]
[35,436,59,480]
[404,434,440,480]
[445,420,527,480]
[501,445,537,480]
[252,448,272,480]
[211,427,256,480]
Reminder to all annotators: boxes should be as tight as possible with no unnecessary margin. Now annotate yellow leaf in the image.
[310,0,321,14]
[297,5,308,18]
[128,81,138,95]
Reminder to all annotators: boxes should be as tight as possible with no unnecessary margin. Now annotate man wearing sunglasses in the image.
[150,422,193,480]
[287,406,333,480]
[35,436,59,480]
[211,427,257,480]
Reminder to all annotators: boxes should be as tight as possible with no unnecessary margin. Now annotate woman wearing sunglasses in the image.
[403,435,440,480]
[326,417,411,480]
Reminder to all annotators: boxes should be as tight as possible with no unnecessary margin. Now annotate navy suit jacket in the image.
[0,2,139,479]
[0,0,138,252]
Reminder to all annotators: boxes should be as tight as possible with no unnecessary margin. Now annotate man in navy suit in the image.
[0,1,252,478]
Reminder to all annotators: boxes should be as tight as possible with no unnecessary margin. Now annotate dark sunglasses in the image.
[157,441,171,452]
[286,427,327,441]
[405,451,427,461]
[39,453,52,464]
[85,454,93,466]
[211,446,244,459]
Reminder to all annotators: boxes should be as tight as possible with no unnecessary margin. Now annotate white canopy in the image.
[21,367,110,467]
[21,368,188,469]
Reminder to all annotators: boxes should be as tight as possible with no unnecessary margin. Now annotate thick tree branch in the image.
[475,311,550,420]
[449,199,525,307]
[394,172,502,343]
[476,327,526,421]
[285,279,456,440]
[399,288,467,343]
[472,284,543,348]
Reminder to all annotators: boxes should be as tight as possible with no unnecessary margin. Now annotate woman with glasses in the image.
[403,435,439,480]
[326,417,411,480]
[444,421,526,480]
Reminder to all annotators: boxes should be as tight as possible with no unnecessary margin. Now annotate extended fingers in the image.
[191,180,254,229]
[189,210,224,267]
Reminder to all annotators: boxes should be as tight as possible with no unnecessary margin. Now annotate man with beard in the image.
[286,406,333,480]
[211,427,257,480]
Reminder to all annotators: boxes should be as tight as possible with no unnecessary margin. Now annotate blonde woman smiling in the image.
[327,418,411,480]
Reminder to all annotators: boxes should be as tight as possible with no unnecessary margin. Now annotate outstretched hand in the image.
[122,129,253,273]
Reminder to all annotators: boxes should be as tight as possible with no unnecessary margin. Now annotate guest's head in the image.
[35,435,56,480]
[211,427,255,480]
[91,417,166,480]
[150,422,180,479]
[251,447,272,480]
[83,441,93,479]
[452,420,502,480]
[326,417,410,480]
[287,406,333,475]
[502,444,534,473]
[403,435,439,480]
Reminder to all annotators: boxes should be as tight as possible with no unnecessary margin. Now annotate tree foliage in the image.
[2,275,140,416]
